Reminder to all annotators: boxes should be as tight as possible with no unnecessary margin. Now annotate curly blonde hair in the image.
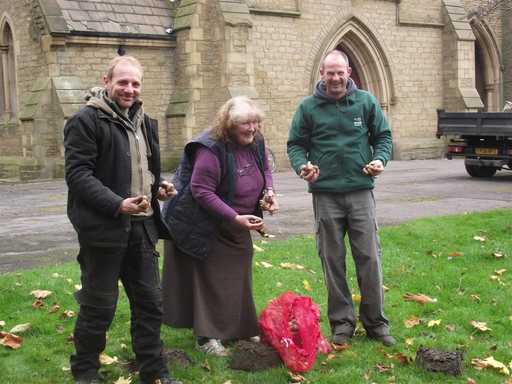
[211,96,265,142]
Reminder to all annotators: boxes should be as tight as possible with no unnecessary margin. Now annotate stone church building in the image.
[0,0,509,180]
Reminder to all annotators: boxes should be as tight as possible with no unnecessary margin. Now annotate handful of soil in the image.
[228,340,281,372]
[415,346,464,376]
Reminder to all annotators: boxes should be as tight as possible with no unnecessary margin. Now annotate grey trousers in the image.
[313,190,389,337]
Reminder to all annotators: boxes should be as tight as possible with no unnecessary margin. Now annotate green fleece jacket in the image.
[287,79,392,193]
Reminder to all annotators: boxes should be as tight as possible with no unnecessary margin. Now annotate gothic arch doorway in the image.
[310,17,395,115]
[0,16,17,120]
[471,19,502,111]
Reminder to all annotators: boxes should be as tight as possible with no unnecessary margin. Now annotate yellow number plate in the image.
[475,147,498,155]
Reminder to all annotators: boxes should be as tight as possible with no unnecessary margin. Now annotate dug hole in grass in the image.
[0,209,511,383]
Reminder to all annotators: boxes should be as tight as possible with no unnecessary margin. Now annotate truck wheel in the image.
[464,161,497,178]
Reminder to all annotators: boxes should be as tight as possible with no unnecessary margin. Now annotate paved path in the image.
[1,159,511,272]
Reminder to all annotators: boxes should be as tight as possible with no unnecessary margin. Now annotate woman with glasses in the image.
[161,96,279,356]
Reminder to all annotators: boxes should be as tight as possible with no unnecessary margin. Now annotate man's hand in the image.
[363,160,384,176]
[260,189,279,215]
[234,215,265,231]
[119,195,150,215]
[157,180,177,201]
[299,161,320,183]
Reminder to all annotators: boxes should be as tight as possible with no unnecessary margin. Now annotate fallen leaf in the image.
[276,282,283,287]
[405,338,414,346]
[201,359,211,371]
[52,273,61,278]
[32,299,45,309]
[382,285,390,292]
[303,280,312,292]
[74,284,82,291]
[99,353,118,365]
[403,293,437,304]
[470,320,492,332]
[49,304,61,314]
[471,356,509,375]
[375,363,393,373]
[493,251,504,258]
[470,294,481,303]
[30,290,52,299]
[352,294,361,303]
[288,371,307,382]
[56,325,65,334]
[61,367,71,372]
[260,261,273,268]
[404,316,421,328]
[447,251,464,258]
[0,321,5,328]
[494,269,507,276]
[62,310,75,319]
[279,262,305,270]
[9,323,31,334]
[445,324,457,332]
[466,378,476,384]
[113,376,132,384]
[331,342,350,352]
[66,278,73,284]
[0,332,22,349]
[120,343,128,350]
[253,244,264,252]
[473,235,486,242]
[428,319,442,328]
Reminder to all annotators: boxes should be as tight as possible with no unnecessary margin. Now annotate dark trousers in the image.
[70,219,168,383]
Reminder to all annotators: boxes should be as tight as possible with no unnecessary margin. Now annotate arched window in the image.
[0,19,17,121]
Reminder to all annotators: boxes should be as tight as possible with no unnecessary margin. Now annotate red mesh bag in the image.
[258,291,331,372]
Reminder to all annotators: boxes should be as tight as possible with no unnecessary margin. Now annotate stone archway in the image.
[470,18,502,111]
[0,15,17,121]
[309,17,395,116]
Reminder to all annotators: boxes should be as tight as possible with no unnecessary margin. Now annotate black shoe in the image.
[331,333,351,345]
[368,334,396,347]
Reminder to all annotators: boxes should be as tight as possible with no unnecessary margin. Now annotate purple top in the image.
[190,144,273,221]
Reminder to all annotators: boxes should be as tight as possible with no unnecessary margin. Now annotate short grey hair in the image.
[320,49,350,69]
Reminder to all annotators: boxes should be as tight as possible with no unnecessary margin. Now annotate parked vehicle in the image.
[436,109,512,177]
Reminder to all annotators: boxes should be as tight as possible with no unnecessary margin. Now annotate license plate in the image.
[475,147,498,155]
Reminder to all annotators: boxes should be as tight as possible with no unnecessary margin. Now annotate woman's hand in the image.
[260,189,279,215]
[234,215,264,231]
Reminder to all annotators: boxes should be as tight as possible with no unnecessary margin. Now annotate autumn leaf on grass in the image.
[303,280,313,292]
[288,372,307,383]
[49,304,60,314]
[403,293,437,304]
[405,338,414,346]
[31,290,52,299]
[258,261,273,268]
[331,342,350,352]
[473,235,486,242]
[253,244,264,252]
[428,319,442,328]
[9,323,31,334]
[492,251,504,259]
[0,321,5,328]
[279,262,305,270]
[62,310,75,319]
[494,268,507,276]
[222,381,233,384]
[99,353,118,365]
[404,315,421,328]
[470,320,492,332]
[0,332,22,349]
[113,376,132,384]
[321,353,337,365]
[375,363,394,374]
[201,359,211,372]
[32,299,45,309]
[470,294,481,303]
[471,356,510,375]
[447,251,464,259]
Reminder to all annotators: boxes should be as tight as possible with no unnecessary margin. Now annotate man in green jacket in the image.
[287,50,395,346]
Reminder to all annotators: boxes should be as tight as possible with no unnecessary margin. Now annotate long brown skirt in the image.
[161,221,259,340]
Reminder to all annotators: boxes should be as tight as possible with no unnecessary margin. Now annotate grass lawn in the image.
[1,209,511,384]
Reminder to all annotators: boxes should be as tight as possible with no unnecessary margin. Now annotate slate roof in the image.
[39,0,175,38]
